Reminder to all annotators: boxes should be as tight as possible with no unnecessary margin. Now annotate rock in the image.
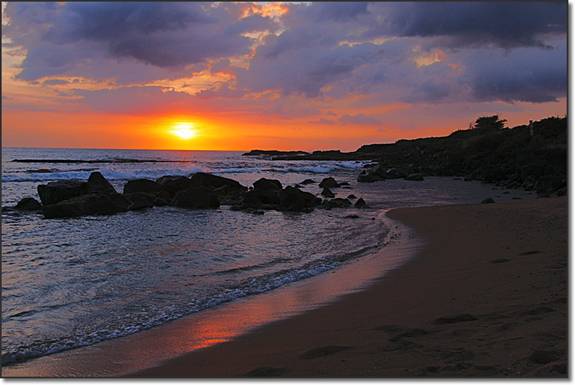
[42,193,131,219]
[481,197,495,204]
[15,197,42,211]
[86,172,116,194]
[190,172,246,191]
[345,214,360,219]
[37,180,88,205]
[124,192,155,210]
[322,198,352,209]
[354,198,367,208]
[347,194,357,200]
[405,173,424,181]
[321,187,335,198]
[278,186,320,212]
[253,178,282,191]
[300,179,316,185]
[123,179,162,195]
[153,191,172,206]
[319,177,339,188]
[156,175,195,195]
[171,187,220,209]
[241,189,281,209]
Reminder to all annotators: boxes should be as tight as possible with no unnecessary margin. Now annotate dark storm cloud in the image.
[4,2,272,78]
[367,1,566,48]
[463,43,567,103]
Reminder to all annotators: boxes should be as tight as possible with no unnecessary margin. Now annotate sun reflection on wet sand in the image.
[3,216,420,378]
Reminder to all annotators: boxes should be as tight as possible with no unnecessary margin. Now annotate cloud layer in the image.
[2,1,567,137]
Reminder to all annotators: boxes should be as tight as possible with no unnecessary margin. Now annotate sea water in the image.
[1,147,532,365]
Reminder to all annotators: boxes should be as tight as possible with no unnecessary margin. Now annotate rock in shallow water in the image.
[42,193,131,219]
[123,179,162,195]
[171,187,220,209]
[37,180,88,205]
[15,197,42,211]
[319,177,339,188]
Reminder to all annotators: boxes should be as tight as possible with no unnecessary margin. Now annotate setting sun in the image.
[171,122,198,140]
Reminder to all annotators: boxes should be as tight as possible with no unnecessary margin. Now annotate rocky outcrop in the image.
[253,178,282,191]
[319,177,339,188]
[123,179,162,195]
[42,193,131,219]
[24,171,361,219]
[322,198,352,209]
[156,175,195,195]
[87,172,116,194]
[321,187,335,198]
[278,186,321,212]
[171,187,220,209]
[37,180,88,205]
[15,197,42,211]
[124,192,155,210]
[354,198,367,208]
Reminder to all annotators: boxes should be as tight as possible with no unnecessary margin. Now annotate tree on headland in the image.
[473,115,507,130]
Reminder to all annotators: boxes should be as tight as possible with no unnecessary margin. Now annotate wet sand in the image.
[135,197,567,378]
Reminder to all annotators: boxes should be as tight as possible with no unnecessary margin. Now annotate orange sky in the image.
[1,2,567,152]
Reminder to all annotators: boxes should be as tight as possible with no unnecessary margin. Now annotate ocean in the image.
[1,147,533,366]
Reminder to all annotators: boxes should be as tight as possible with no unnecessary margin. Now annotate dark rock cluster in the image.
[11,174,367,219]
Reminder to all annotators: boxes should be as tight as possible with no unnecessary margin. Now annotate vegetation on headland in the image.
[245,116,567,196]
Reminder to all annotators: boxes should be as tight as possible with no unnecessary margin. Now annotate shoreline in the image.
[2,196,566,378]
[132,196,567,378]
[2,212,419,377]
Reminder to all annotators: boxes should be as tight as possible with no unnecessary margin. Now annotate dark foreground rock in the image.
[319,177,339,188]
[15,197,42,211]
[123,179,162,195]
[37,180,88,205]
[43,193,131,219]
[171,187,220,209]
[25,171,359,218]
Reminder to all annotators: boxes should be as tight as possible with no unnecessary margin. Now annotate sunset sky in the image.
[1,2,567,151]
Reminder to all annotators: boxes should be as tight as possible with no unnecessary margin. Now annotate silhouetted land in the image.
[246,116,567,196]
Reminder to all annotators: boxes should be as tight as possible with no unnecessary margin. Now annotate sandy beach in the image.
[134,196,567,378]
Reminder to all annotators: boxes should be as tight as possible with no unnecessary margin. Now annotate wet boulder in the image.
[347,194,357,200]
[322,198,352,209]
[171,187,220,209]
[253,178,282,191]
[190,172,246,191]
[156,175,195,195]
[124,192,155,210]
[123,179,162,195]
[321,187,335,198]
[15,197,42,211]
[37,180,88,205]
[87,172,116,194]
[354,198,367,208]
[42,193,131,219]
[300,179,316,185]
[278,186,321,212]
[481,197,495,204]
[153,191,172,206]
[319,177,339,189]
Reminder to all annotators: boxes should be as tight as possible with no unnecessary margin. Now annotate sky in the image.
[1,1,567,151]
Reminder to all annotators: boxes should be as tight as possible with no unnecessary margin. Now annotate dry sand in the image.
[134,197,567,378]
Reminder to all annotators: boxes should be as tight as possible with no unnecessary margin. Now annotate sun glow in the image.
[171,122,198,140]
